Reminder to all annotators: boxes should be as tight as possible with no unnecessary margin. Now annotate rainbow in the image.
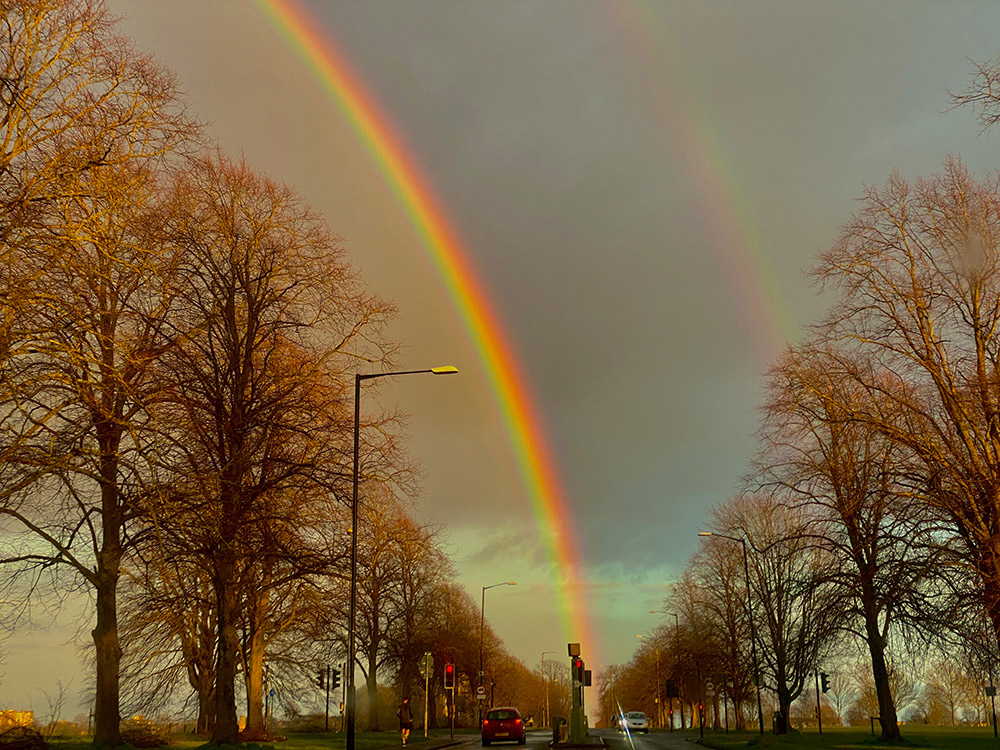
[257,0,598,658]
[608,2,797,361]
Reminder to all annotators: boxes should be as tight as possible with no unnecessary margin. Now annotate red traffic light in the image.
[444,663,455,689]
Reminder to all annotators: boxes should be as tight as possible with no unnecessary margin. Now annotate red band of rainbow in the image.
[258,0,598,659]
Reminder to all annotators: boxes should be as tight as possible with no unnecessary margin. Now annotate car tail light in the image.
[514,719,522,725]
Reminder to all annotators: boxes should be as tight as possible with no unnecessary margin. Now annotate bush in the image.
[119,717,169,748]
[0,727,46,750]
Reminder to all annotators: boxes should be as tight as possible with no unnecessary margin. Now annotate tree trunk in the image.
[428,684,438,729]
[211,555,240,744]
[92,441,123,747]
[366,650,380,731]
[92,570,122,747]
[862,596,901,741]
[733,691,746,730]
[190,647,216,733]
[197,681,216,734]
[242,591,269,739]
[775,674,792,733]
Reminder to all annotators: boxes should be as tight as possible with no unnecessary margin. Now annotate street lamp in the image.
[480,581,517,724]
[541,650,556,727]
[698,531,764,735]
[346,366,458,750]
[651,610,680,732]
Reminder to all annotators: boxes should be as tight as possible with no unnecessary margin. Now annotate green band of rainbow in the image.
[258,0,597,658]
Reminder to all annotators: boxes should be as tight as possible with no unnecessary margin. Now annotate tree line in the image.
[0,1,549,745]
[604,54,1000,742]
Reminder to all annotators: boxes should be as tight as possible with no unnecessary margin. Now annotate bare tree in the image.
[923,657,977,725]
[825,670,856,726]
[755,344,952,739]
[682,540,754,729]
[705,494,841,730]
[150,153,394,743]
[118,556,216,727]
[814,158,1000,665]
[0,3,195,744]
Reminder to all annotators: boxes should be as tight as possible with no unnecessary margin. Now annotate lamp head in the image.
[698,531,712,537]
[431,366,459,375]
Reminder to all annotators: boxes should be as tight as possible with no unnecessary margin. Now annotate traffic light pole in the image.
[814,670,822,735]
[325,665,331,732]
[570,657,584,744]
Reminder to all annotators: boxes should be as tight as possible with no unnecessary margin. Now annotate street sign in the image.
[988,686,997,697]
[476,686,486,696]
[705,681,715,697]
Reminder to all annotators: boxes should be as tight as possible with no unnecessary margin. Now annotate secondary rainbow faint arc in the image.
[258,0,596,653]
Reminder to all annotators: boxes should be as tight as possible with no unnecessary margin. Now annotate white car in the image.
[620,711,649,733]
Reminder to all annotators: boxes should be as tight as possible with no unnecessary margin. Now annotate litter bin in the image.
[772,710,787,735]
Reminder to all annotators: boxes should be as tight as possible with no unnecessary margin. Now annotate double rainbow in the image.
[258,0,596,657]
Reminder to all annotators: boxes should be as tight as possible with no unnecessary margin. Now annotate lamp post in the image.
[651,610,680,732]
[698,531,764,735]
[541,650,556,728]
[346,366,458,750]
[480,581,517,725]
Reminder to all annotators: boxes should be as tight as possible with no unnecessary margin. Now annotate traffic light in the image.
[820,671,830,693]
[331,668,341,691]
[444,663,455,689]
[573,658,584,683]
[318,669,325,689]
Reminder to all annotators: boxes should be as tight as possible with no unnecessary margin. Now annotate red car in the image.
[481,707,526,746]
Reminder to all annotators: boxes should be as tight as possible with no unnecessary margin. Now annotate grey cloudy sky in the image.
[7,0,1000,715]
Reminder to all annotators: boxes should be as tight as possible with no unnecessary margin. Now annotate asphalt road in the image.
[444,727,702,750]
[597,728,701,750]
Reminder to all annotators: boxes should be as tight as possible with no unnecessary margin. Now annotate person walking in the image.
[397,696,413,745]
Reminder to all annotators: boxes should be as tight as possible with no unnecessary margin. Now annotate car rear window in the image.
[487,710,519,721]
[627,713,646,719]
